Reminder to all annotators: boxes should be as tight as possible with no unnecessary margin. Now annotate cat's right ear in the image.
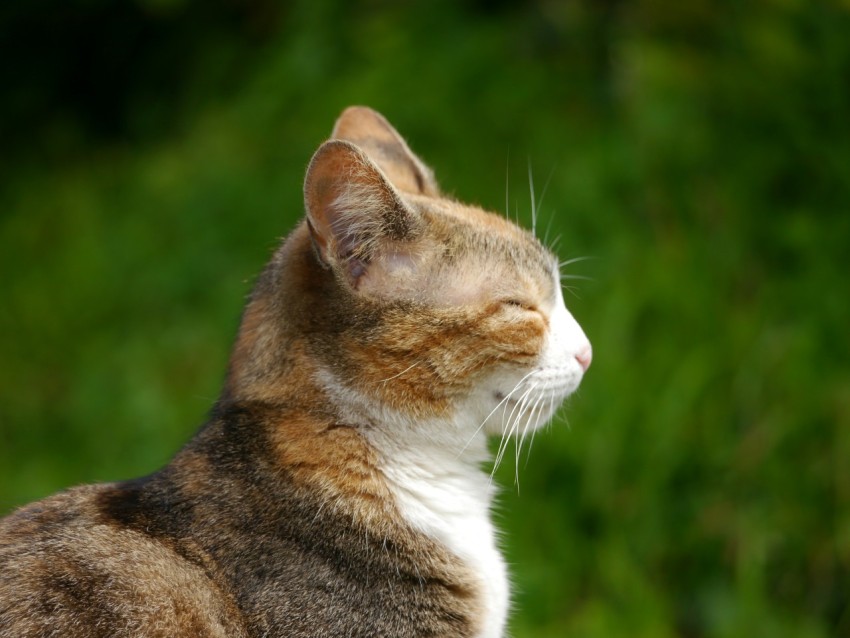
[304,139,421,286]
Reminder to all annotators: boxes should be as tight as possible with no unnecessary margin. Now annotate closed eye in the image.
[503,299,537,312]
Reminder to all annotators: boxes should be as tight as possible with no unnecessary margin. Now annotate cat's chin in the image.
[473,363,584,438]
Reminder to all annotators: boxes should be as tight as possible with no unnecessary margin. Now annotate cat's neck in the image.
[357,404,509,638]
[310,362,508,637]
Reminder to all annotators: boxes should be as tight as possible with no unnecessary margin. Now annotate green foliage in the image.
[1,1,848,635]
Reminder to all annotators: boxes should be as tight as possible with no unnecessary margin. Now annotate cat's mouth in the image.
[492,391,536,409]
[492,391,522,412]
[492,376,579,407]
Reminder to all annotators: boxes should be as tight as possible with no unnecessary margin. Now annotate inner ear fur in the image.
[332,106,440,197]
[303,139,421,284]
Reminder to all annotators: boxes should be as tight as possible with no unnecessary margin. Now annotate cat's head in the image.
[227,107,591,444]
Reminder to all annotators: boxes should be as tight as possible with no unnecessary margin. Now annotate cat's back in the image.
[0,484,247,638]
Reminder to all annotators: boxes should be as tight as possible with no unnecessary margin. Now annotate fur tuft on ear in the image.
[303,139,421,285]
[332,106,439,197]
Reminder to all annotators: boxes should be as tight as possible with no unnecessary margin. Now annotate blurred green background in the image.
[1,1,848,636]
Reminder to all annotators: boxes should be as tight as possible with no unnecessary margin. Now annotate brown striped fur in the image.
[0,107,572,637]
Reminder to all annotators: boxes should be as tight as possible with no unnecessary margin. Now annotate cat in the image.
[0,106,591,638]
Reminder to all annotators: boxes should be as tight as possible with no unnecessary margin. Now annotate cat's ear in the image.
[304,139,421,285]
[331,106,439,197]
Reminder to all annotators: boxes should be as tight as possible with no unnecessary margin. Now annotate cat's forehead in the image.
[409,195,557,271]
[389,194,559,308]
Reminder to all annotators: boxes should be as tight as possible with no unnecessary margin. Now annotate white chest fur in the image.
[372,429,509,638]
[316,366,515,636]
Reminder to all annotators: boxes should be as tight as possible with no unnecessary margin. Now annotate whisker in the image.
[493,402,521,474]
[529,393,547,441]
[517,391,543,466]
[505,152,510,221]
[458,370,538,456]
[515,391,544,489]
[494,412,521,485]
[506,387,534,450]
[524,394,552,467]
[512,394,533,488]
[517,384,537,454]
[559,256,595,268]
[377,361,420,384]
[492,385,535,479]
[528,392,550,462]
[527,159,536,237]
[537,167,555,216]
[543,213,555,247]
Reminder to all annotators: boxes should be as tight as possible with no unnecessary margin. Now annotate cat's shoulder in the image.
[0,484,248,638]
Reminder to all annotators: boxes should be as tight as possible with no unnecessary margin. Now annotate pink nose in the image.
[575,344,592,371]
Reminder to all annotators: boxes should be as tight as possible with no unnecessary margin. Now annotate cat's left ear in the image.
[332,106,440,197]
[304,139,421,286]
